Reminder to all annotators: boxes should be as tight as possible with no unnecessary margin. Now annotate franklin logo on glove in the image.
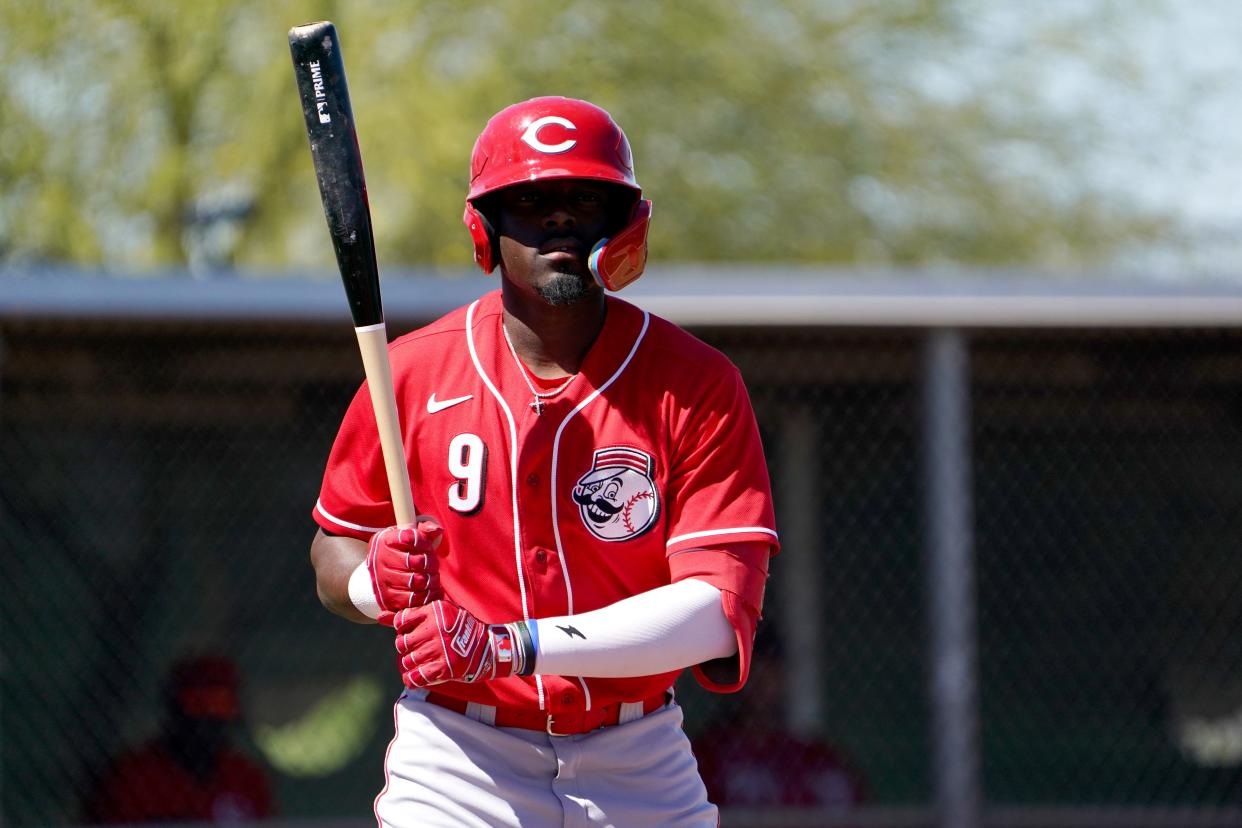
[452,615,479,658]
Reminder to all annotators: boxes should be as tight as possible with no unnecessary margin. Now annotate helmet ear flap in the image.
[588,198,651,292]
[462,202,497,273]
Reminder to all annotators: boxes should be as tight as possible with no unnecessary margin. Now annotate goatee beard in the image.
[537,271,597,306]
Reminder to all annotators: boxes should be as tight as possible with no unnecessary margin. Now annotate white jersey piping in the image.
[666,526,780,547]
[315,498,387,534]
[464,300,528,618]
[549,308,650,711]
[464,300,545,709]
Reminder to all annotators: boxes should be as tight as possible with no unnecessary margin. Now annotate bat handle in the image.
[354,323,417,526]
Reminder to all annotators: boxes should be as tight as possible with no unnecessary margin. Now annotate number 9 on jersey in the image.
[448,433,487,514]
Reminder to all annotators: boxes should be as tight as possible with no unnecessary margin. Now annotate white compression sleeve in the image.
[532,578,736,678]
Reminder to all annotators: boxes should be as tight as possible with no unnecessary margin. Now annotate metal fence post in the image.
[922,328,982,828]
[775,403,825,735]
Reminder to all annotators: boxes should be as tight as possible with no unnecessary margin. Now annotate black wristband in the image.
[513,620,537,677]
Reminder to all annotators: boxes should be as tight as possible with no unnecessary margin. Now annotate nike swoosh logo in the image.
[426,393,473,414]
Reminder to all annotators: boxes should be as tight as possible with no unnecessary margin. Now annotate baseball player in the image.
[310,96,779,827]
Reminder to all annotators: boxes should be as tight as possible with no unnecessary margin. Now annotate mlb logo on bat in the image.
[572,447,659,542]
[308,60,331,123]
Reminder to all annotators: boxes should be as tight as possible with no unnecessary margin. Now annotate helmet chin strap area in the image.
[588,199,652,292]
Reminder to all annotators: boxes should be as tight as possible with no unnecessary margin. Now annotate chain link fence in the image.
[3,299,1242,825]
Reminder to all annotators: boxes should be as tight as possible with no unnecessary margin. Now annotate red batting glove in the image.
[367,520,443,626]
[393,601,533,688]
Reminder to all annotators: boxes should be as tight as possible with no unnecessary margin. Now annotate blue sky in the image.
[928,1,1241,273]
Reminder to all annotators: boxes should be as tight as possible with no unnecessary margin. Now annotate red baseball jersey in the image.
[315,290,778,714]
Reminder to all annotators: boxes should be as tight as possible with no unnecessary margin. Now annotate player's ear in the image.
[604,183,639,236]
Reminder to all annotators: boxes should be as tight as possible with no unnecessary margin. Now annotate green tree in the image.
[0,0,1174,271]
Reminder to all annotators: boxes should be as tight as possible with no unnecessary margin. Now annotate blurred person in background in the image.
[693,634,866,809]
[84,654,274,823]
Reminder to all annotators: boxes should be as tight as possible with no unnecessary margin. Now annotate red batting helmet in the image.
[462,96,652,291]
[167,655,241,721]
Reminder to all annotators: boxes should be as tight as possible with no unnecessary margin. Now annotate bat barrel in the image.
[289,21,384,328]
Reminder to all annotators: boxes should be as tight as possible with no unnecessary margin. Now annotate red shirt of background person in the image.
[693,651,867,809]
[85,655,273,823]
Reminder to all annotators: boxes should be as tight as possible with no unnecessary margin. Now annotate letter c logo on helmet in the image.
[520,116,577,154]
[462,96,652,292]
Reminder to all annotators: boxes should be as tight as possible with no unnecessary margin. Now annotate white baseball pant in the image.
[374,688,718,827]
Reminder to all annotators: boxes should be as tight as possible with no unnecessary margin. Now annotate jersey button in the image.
[526,472,540,486]
[534,549,548,564]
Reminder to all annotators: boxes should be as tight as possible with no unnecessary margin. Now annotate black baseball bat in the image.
[289,20,382,327]
[290,21,416,527]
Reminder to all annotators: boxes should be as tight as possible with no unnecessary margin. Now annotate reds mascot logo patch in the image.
[572,447,659,542]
